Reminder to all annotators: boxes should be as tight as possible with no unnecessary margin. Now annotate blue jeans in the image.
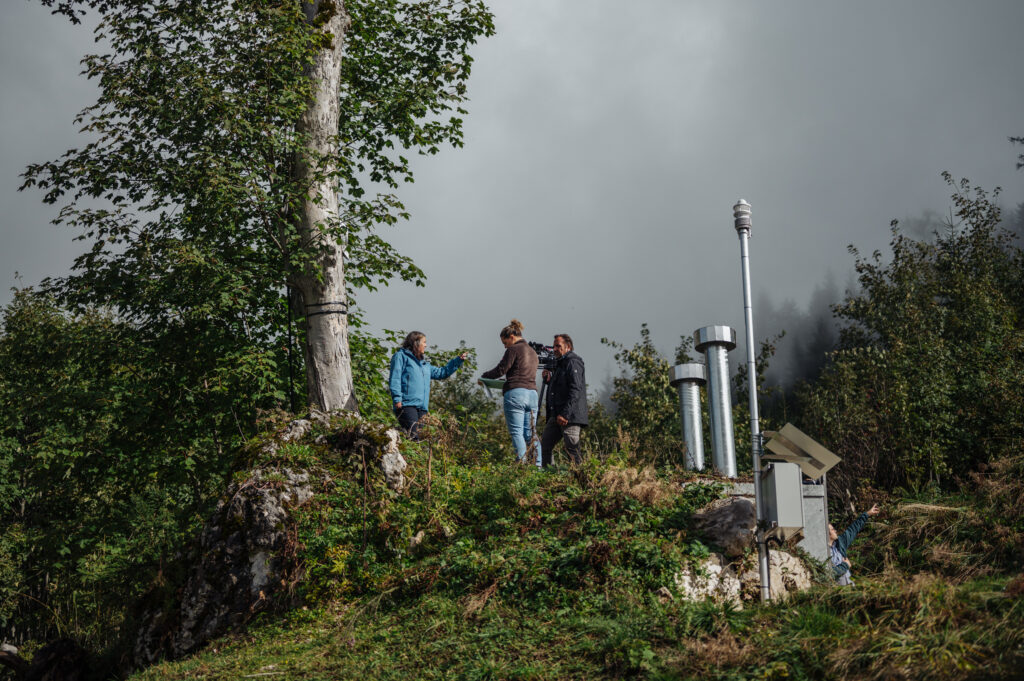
[503,388,540,466]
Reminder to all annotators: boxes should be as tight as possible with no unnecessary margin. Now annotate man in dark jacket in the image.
[829,503,880,585]
[540,333,587,467]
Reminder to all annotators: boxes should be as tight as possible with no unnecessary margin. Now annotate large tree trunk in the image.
[292,1,357,413]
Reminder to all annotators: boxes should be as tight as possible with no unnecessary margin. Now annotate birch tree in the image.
[28,0,494,413]
[293,2,356,411]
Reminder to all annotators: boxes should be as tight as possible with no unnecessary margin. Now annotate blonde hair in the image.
[500,319,524,340]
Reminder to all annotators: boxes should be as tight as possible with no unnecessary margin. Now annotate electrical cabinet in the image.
[761,461,804,540]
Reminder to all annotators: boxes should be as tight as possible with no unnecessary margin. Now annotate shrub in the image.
[798,175,1024,494]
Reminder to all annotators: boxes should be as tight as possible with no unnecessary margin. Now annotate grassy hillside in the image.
[126,418,1024,681]
[131,576,1022,680]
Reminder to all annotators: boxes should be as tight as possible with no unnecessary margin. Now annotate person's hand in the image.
[459,352,469,361]
[556,415,568,427]
[843,557,851,566]
[395,402,402,411]
[867,504,880,517]
[542,369,551,382]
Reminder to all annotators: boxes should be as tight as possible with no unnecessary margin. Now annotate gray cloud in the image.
[3,0,1023,394]
[1,3,97,294]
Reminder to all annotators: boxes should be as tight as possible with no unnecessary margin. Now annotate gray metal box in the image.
[761,461,805,540]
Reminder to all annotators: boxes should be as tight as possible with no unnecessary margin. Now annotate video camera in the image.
[529,341,558,371]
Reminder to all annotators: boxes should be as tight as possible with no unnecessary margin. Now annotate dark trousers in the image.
[395,405,427,440]
[540,418,583,467]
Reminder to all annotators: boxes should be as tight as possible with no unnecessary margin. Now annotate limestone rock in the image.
[132,468,312,668]
[131,417,410,671]
[0,644,26,677]
[307,408,334,427]
[673,553,742,605]
[379,428,406,492]
[694,497,756,557]
[260,408,334,457]
[280,418,312,443]
[738,550,813,602]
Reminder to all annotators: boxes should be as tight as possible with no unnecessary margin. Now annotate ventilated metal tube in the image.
[670,363,706,471]
[678,381,704,470]
[695,326,737,478]
[705,345,736,477]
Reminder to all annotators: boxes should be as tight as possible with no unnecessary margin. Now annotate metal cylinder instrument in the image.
[694,325,737,478]
[669,362,707,470]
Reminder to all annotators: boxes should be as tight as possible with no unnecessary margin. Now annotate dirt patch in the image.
[462,582,498,619]
[900,503,965,513]
[598,467,675,506]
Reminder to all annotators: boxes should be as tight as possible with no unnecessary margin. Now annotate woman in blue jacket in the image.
[389,331,467,439]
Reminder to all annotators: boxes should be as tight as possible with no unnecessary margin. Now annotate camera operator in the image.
[540,334,587,466]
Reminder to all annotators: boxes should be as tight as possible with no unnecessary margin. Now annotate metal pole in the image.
[734,199,771,603]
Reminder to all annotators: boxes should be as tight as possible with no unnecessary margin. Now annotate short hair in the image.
[402,331,426,352]
[499,319,524,339]
[554,333,573,350]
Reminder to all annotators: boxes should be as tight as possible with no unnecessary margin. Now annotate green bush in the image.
[593,324,780,472]
[0,290,284,648]
[798,175,1024,493]
[295,422,724,612]
[590,324,698,464]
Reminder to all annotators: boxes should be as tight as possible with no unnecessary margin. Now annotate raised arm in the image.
[835,512,870,554]
[481,347,514,380]
[430,355,465,380]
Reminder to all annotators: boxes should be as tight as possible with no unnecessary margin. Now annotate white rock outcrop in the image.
[673,553,742,604]
[133,468,313,668]
[738,549,813,601]
[379,428,407,492]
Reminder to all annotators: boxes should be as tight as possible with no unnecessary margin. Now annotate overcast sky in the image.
[3,1,1023,395]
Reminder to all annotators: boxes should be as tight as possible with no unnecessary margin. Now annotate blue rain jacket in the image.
[388,348,464,410]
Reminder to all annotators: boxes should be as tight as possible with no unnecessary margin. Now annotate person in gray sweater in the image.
[481,319,540,464]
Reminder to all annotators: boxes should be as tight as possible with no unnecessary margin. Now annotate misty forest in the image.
[2,2,1023,680]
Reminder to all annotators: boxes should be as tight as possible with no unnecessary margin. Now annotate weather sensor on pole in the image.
[733,199,772,603]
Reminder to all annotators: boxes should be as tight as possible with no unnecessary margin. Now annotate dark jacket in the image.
[830,512,869,584]
[481,339,539,393]
[545,351,587,425]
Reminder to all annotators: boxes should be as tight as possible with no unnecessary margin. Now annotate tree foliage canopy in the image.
[25,0,493,323]
[799,174,1024,492]
[4,0,493,649]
